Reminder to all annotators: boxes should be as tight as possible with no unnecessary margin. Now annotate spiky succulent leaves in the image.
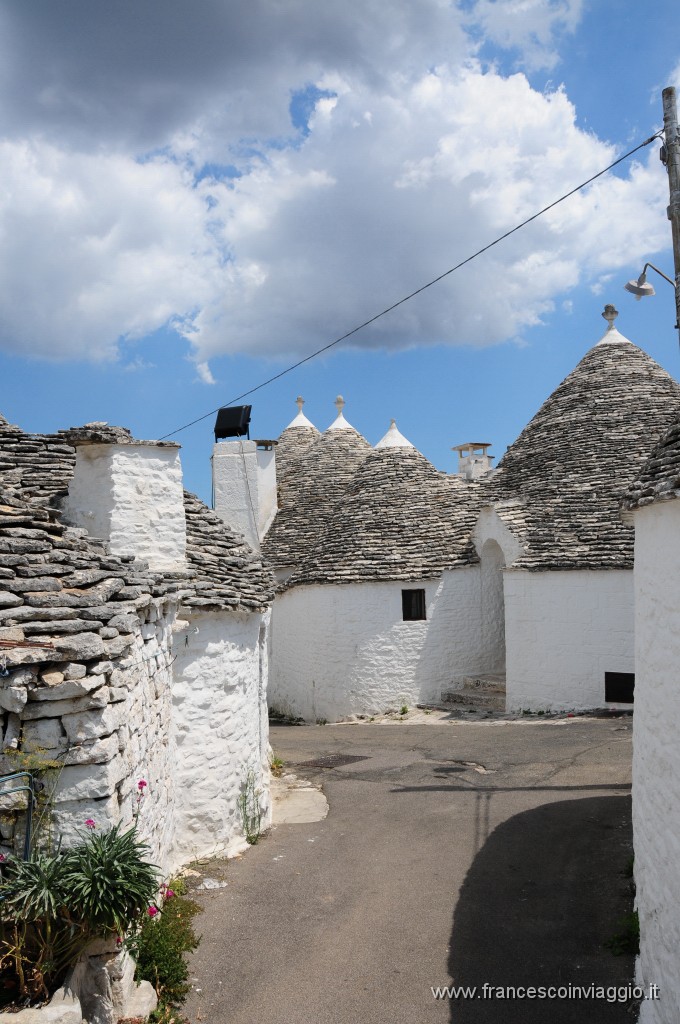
[0,853,70,923]
[60,824,160,934]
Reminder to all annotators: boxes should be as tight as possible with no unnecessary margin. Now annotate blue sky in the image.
[1,0,679,504]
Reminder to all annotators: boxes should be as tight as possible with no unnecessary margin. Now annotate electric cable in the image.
[159,129,663,440]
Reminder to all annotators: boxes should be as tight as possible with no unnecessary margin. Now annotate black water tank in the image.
[214,405,252,441]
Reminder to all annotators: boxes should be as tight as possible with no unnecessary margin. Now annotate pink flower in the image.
[137,780,147,791]
[85,819,96,829]
[115,936,123,946]
[147,906,159,917]
[0,853,6,863]
[164,889,175,900]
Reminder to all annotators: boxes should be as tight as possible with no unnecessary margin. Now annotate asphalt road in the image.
[184,714,635,1024]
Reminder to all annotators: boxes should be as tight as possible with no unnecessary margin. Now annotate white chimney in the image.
[453,442,494,481]
[211,439,277,550]
[61,424,187,571]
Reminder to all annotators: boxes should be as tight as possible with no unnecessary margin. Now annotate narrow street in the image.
[185,715,635,1024]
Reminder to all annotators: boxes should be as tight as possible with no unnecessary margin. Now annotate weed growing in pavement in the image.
[238,769,263,845]
[269,756,284,778]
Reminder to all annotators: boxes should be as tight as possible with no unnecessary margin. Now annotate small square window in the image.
[605,672,635,703]
[402,589,426,621]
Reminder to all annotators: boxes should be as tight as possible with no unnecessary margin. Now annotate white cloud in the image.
[465,0,584,71]
[0,0,669,373]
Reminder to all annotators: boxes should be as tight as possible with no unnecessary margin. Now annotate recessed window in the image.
[605,672,635,703]
[402,589,426,621]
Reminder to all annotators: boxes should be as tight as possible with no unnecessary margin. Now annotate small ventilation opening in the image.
[402,589,426,621]
[605,672,635,704]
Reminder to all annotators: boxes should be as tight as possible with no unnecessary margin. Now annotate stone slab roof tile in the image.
[286,446,480,586]
[624,419,680,510]
[0,413,273,615]
[263,425,373,569]
[479,334,680,570]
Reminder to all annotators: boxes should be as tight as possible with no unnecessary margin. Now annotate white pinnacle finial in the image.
[328,394,353,431]
[596,302,633,347]
[285,394,317,430]
[602,304,618,331]
[375,419,416,450]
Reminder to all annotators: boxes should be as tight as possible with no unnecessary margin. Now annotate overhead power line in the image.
[159,129,663,440]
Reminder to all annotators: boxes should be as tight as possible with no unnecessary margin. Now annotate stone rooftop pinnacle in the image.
[327,395,355,431]
[375,419,416,450]
[284,396,317,431]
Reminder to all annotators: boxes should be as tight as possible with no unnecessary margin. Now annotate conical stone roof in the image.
[286,444,480,586]
[262,421,372,571]
[480,318,680,569]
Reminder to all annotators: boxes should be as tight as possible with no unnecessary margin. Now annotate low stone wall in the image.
[1,596,178,870]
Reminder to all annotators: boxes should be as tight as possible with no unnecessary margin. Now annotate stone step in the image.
[440,688,506,711]
[460,673,506,692]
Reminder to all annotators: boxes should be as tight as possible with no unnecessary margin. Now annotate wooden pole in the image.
[662,87,680,335]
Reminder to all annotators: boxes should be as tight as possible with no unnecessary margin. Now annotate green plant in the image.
[268,707,304,725]
[605,911,640,956]
[129,887,201,1010]
[400,705,408,716]
[0,851,88,1002]
[315,718,328,726]
[0,823,159,1004]
[60,824,159,935]
[269,755,284,778]
[238,769,263,845]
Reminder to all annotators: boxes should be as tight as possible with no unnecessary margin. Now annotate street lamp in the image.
[624,87,680,334]
[624,262,675,300]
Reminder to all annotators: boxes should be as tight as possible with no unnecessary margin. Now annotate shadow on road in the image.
[447,795,635,1023]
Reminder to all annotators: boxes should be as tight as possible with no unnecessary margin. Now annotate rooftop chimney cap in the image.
[214,405,252,442]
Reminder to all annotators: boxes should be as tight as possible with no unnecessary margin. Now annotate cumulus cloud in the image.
[0,0,669,371]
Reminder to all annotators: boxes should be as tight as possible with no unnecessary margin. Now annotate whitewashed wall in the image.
[504,569,634,712]
[63,444,186,571]
[170,609,271,866]
[632,500,680,1024]
[212,441,277,551]
[269,568,487,722]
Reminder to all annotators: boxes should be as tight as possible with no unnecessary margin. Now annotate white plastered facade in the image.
[473,506,635,712]
[631,499,680,1024]
[269,569,493,722]
[503,568,634,712]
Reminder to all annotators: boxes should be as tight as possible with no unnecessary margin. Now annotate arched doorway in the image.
[480,538,506,673]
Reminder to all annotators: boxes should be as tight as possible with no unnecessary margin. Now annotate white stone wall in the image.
[1,598,272,875]
[212,441,277,550]
[170,608,271,866]
[269,569,486,722]
[62,444,187,571]
[632,500,680,1024]
[504,569,635,712]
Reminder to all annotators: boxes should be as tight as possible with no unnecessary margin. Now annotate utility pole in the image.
[662,87,680,334]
